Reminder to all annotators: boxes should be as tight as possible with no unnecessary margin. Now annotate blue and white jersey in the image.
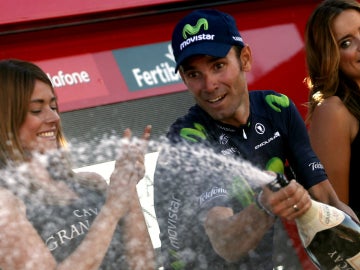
[154,90,327,270]
[167,90,327,188]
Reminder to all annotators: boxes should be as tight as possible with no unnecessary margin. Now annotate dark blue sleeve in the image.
[282,98,328,189]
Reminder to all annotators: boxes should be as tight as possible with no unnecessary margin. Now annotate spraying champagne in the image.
[269,174,360,270]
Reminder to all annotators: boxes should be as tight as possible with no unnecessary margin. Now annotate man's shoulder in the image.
[249,90,285,100]
[167,105,212,143]
[250,90,292,114]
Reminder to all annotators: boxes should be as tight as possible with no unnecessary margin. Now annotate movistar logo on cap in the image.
[180,18,215,51]
[182,18,208,38]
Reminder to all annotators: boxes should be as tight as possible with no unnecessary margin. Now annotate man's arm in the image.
[204,205,274,262]
[204,180,311,262]
[308,180,359,222]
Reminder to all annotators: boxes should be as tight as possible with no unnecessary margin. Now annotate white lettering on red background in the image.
[47,70,91,88]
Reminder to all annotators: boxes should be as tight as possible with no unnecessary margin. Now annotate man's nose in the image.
[203,74,218,92]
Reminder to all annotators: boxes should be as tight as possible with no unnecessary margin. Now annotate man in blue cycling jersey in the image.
[153,9,358,270]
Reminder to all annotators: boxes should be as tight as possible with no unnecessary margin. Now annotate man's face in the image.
[179,46,252,126]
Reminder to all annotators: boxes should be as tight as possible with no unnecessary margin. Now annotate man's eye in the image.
[214,63,224,70]
[187,72,198,78]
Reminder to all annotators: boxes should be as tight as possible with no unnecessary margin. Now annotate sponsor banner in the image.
[112,42,182,91]
[34,23,303,113]
[36,43,185,112]
[37,55,110,112]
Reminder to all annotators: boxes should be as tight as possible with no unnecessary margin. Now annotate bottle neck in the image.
[297,200,319,224]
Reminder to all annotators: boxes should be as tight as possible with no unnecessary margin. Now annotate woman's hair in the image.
[0,59,67,166]
[305,0,360,122]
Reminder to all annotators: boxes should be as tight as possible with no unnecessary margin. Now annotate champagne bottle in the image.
[271,174,360,270]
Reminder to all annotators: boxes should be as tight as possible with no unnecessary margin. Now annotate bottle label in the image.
[317,203,344,227]
[298,201,345,247]
[347,252,360,269]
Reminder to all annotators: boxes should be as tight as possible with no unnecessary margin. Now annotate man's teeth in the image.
[209,95,224,103]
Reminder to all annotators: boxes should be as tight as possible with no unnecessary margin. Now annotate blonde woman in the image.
[0,59,155,269]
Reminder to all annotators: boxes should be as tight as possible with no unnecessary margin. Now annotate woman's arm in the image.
[0,159,144,270]
[121,125,155,269]
[0,188,58,270]
[123,194,156,270]
[308,97,359,221]
[0,127,153,270]
[308,96,355,203]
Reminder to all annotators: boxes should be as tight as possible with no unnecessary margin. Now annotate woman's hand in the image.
[107,125,152,215]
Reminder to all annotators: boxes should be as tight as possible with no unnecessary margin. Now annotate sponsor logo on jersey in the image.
[199,186,228,206]
[255,122,265,134]
[308,162,324,171]
[254,131,281,150]
[167,194,182,250]
[265,93,290,112]
[221,147,237,156]
[219,133,229,144]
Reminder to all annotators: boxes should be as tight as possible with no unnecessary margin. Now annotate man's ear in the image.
[240,45,252,72]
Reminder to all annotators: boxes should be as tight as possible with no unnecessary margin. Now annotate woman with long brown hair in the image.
[0,59,155,269]
[305,0,360,217]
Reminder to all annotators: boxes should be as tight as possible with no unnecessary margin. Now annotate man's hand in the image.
[260,180,312,220]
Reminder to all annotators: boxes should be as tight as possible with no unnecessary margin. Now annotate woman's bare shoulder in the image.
[313,96,351,121]
[318,95,344,109]
[311,95,358,139]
